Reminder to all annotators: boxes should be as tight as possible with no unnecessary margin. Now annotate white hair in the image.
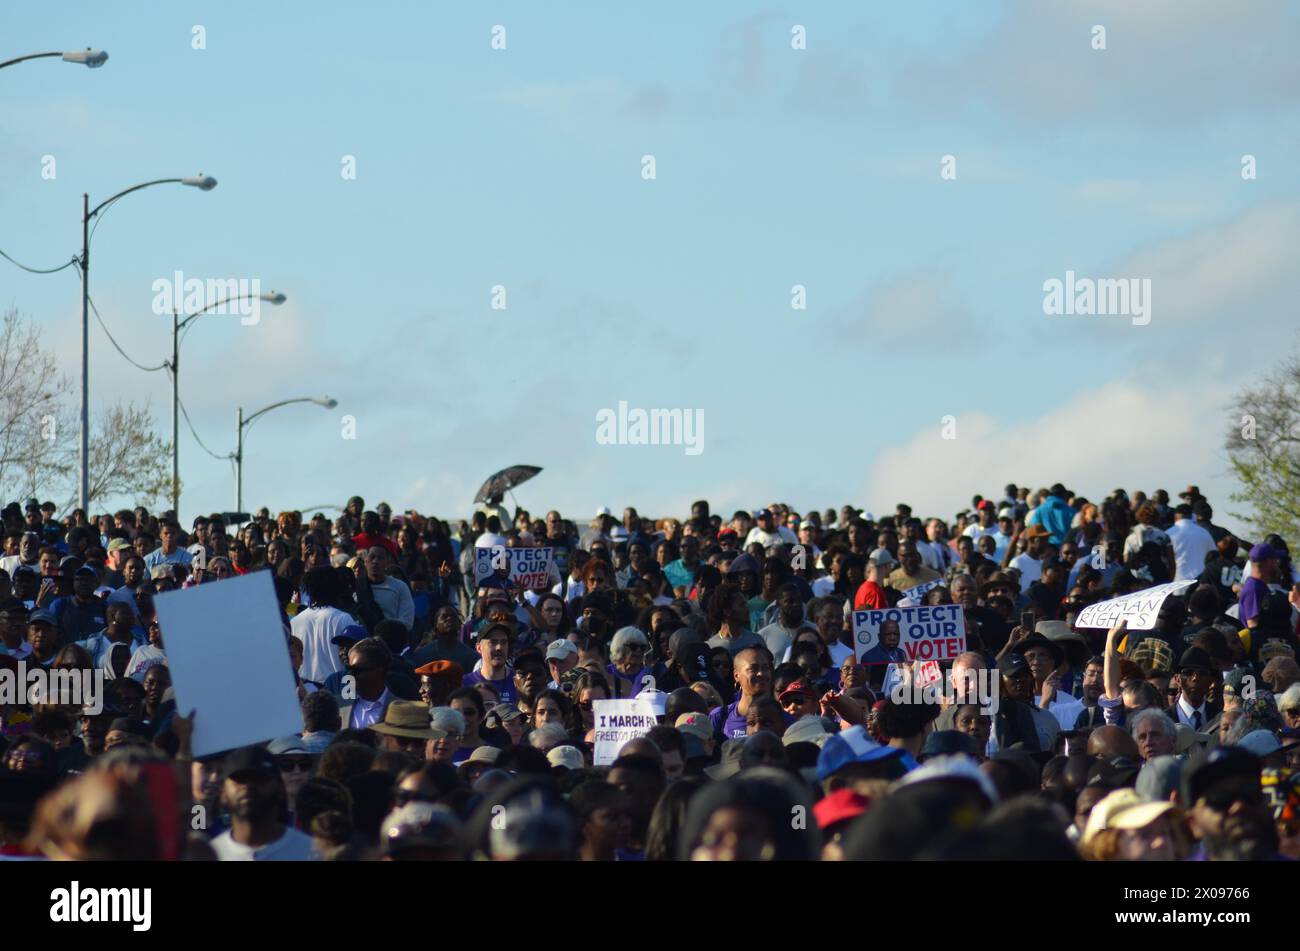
[610,625,649,663]
[1128,708,1175,739]
[527,722,570,752]
[428,706,466,737]
[1277,683,1300,714]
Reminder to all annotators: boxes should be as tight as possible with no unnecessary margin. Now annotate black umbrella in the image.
[474,465,542,504]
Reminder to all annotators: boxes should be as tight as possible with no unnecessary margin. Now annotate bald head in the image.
[1086,725,1139,760]
[619,738,662,762]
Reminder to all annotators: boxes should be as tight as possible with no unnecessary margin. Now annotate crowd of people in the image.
[1,483,1298,862]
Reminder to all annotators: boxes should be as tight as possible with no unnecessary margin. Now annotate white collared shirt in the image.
[1176,694,1208,729]
[349,688,391,730]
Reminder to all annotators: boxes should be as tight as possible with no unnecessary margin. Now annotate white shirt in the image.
[1175,694,1209,730]
[1166,517,1217,582]
[369,575,415,629]
[212,826,317,861]
[919,540,952,573]
[744,527,785,549]
[291,605,353,684]
[810,576,837,597]
[125,643,167,681]
[1042,693,1086,732]
[349,688,391,730]
[553,578,585,603]
[1008,554,1042,593]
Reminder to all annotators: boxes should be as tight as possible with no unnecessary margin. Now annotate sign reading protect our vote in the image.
[1074,580,1194,631]
[474,546,555,589]
[852,604,966,665]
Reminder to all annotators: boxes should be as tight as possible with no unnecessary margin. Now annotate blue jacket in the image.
[1029,495,1073,544]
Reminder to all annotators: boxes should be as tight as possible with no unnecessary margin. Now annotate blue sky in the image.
[3,1,1298,532]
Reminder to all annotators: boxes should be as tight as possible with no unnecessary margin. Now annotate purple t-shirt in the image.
[1238,577,1269,625]
[710,702,747,740]
[462,669,517,704]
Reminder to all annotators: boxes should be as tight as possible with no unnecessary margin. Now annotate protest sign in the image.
[153,571,301,758]
[1073,580,1194,631]
[474,546,556,589]
[903,578,943,603]
[592,697,659,765]
[852,604,966,664]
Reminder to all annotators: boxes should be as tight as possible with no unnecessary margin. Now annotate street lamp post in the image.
[0,48,108,70]
[78,174,216,512]
[235,397,337,514]
[169,290,286,515]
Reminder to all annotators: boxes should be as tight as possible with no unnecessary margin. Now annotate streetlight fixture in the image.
[0,48,108,70]
[234,397,337,513]
[79,174,217,512]
[169,290,286,515]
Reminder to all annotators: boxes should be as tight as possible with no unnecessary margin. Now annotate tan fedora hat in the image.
[369,700,444,740]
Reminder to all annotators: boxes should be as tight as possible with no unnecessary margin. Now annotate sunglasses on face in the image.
[277,757,313,772]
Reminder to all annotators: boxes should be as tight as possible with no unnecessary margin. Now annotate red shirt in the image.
[853,580,888,610]
[353,532,398,559]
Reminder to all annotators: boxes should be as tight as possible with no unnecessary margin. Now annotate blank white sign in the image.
[154,570,302,757]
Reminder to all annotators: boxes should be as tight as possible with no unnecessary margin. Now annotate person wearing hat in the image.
[99,536,132,589]
[995,652,1059,752]
[210,746,316,861]
[24,609,60,669]
[49,564,106,644]
[379,801,463,861]
[369,699,440,756]
[0,599,32,659]
[1182,746,1278,860]
[814,788,871,860]
[1167,646,1221,733]
[544,637,579,688]
[1016,627,1085,732]
[413,660,464,707]
[461,623,517,704]
[484,702,527,744]
[1080,788,1186,860]
[852,550,894,610]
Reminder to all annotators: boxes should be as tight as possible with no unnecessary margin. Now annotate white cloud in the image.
[904,0,1300,124]
[860,373,1246,531]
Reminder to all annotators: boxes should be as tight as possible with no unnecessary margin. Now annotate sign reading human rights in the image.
[1073,580,1195,631]
[852,604,966,665]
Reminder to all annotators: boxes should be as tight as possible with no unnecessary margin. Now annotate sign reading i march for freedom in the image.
[473,546,556,589]
[852,604,966,665]
[591,697,659,765]
[1073,580,1195,631]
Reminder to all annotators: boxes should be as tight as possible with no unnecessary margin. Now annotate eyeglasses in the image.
[276,757,313,772]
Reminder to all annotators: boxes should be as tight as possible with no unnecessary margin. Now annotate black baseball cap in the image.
[998,653,1030,678]
[1182,747,1262,805]
[221,745,278,782]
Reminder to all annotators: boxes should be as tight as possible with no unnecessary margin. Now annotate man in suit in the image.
[1167,646,1221,735]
